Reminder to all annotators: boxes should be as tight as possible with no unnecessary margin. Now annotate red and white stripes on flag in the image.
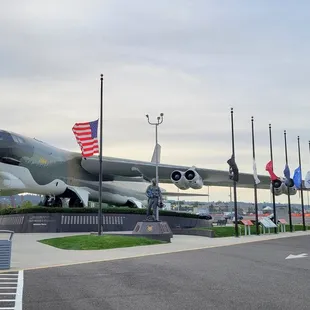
[72,119,99,157]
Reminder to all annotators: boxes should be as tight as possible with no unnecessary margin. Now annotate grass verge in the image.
[39,235,166,250]
[191,224,310,237]
[191,226,236,237]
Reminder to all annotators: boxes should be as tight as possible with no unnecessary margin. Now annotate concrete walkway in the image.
[6,230,310,271]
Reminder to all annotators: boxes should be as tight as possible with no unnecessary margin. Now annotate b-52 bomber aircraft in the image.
[0,129,298,208]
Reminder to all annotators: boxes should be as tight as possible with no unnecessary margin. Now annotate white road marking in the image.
[0,271,24,310]
[15,271,23,310]
[286,253,308,259]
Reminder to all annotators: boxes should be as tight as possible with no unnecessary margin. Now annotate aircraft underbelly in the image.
[0,162,148,207]
[86,181,148,206]
[0,162,67,195]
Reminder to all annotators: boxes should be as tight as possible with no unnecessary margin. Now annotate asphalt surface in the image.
[23,235,310,310]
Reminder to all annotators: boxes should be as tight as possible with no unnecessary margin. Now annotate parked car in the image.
[224,212,243,222]
[196,212,212,220]
[232,214,244,223]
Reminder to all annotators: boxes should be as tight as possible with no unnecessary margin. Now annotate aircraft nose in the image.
[0,130,15,160]
[0,130,34,164]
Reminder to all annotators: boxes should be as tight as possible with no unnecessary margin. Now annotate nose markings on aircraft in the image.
[0,270,24,310]
[39,158,47,164]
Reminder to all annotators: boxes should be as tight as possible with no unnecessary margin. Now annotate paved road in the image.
[23,235,310,310]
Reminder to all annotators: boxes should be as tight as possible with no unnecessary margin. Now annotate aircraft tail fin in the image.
[151,144,161,164]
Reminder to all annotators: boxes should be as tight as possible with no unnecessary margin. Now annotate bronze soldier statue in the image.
[145,178,163,221]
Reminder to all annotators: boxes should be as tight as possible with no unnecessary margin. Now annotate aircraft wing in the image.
[80,156,271,190]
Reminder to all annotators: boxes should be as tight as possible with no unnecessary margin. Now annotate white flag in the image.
[253,159,260,184]
[305,171,310,189]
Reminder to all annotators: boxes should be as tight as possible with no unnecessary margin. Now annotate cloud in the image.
[1,0,310,204]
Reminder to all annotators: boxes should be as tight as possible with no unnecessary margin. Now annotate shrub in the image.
[0,206,200,218]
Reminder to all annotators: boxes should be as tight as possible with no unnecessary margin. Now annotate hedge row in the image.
[0,206,200,218]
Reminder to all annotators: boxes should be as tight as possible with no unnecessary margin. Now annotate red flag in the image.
[265,160,278,181]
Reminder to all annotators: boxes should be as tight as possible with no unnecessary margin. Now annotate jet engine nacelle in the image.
[170,170,190,190]
[184,168,203,189]
[282,178,297,196]
[270,179,285,196]
[270,178,298,196]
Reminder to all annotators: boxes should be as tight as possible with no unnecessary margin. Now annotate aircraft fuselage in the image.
[0,130,149,207]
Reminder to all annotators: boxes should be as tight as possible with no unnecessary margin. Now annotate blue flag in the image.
[293,166,302,189]
[283,164,290,185]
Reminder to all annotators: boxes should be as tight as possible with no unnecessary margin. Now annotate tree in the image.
[21,201,33,208]
[248,206,255,213]
[209,204,215,212]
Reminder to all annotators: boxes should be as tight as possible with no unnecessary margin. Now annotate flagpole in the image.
[269,124,278,234]
[98,74,103,236]
[297,136,306,231]
[284,130,293,232]
[230,108,239,237]
[251,116,259,235]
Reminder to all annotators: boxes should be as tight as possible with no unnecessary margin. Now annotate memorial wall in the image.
[0,212,212,233]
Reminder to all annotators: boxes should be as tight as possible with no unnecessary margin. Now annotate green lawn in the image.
[191,226,237,237]
[39,235,165,250]
[191,224,310,238]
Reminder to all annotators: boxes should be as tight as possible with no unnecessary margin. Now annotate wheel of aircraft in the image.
[42,195,62,207]
[53,197,62,208]
[69,197,84,208]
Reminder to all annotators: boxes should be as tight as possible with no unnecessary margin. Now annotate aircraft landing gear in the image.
[69,196,84,208]
[53,197,62,208]
[41,194,84,208]
[42,195,63,207]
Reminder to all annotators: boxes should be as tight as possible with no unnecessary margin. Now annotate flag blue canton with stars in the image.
[89,120,98,138]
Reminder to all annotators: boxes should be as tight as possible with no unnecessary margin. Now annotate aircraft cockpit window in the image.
[0,131,10,141]
[11,134,25,144]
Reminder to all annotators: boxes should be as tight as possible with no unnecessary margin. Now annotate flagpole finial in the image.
[100,74,103,79]
[251,116,254,121]
[269,123,271,129]
[284,129,286,134]
[230,107,233,113]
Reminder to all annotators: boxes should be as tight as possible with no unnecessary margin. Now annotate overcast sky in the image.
[1,0,310,204]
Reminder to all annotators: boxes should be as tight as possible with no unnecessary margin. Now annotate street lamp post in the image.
[146,113,164,221]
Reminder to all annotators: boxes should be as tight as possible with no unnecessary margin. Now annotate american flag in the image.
[72,119,99,157]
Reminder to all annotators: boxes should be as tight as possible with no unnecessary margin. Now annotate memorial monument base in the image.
[132,220,173,243]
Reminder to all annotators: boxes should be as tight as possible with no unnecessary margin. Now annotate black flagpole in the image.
[98,74,103,235]
[269,124,277,234]
[297,136,306,231]
[230,108,239,237]
[284,130,293,232]
[251,117,259,235]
